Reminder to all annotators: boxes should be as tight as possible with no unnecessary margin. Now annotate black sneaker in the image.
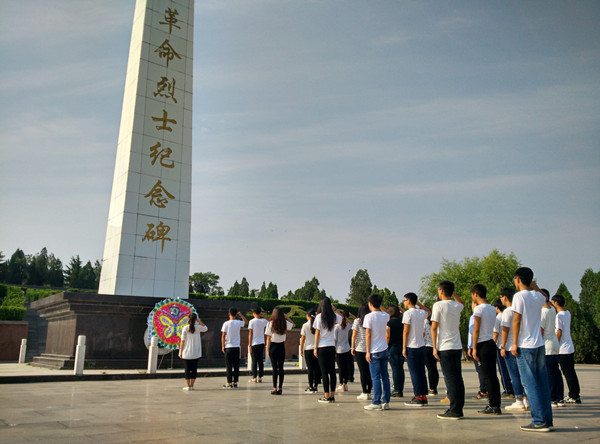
[501,392,515,399]
[478,406,502,415]
[563,396,582,404]
[437,409,463,420]
[429,389,438,395]
[520,422,553,432]
[404,397,427,407]
[318,396,335,403]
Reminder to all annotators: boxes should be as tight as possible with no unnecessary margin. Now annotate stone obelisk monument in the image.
[99,0,194,299]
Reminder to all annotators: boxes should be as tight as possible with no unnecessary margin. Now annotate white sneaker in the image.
[335,384,345,392]
[182,387,192,391]
[382,403,390,410]
[357,393,370,400]
[364,403,383,411]
[505,401,525,410]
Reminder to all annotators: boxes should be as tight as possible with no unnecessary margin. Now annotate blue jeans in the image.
[388,344,405,393]
[369,350,391,405]
[504,352,524,398]
[406,347,428,397]
[516,346,553,425]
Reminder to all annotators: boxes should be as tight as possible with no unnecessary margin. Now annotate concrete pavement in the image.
[0,363,598,443]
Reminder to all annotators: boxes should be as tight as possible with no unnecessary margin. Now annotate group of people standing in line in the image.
[178,266,581,433]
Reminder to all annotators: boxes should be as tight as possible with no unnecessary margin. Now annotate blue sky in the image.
[1,0,599,301]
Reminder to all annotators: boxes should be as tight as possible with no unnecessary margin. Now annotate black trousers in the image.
[183,358,198,380]
[317,346,337,393]
[304,349,321,388]
[545,354,563,402]
[439,349,465,415]
[354,351,372,394]
[558,353,580,398]
[224,347,240,384]
[250,344,265,379]
[477,340,501,407]
[337,351,354,384]
[270,342,286,389]
[425,346,439,391]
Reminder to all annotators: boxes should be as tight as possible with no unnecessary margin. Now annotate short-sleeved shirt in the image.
[431,299,463,351]
[473,303,496,343]
[387,318,404,347]
[424,319,433,347]
[180,323,208,360]
[500,307,515,351]
[221,319,245,348]
[402,308,428,348]
[512,290,545,349]
[265,320,293,343]
[352,318,367,353]
[334,322,352,354]
[248,318,269,346]
[313,313,342,348]
[301,321,316,350]
[541,306,559,355]
[363,310,390,353]
[493,313,503,347]
[556,310,575,354]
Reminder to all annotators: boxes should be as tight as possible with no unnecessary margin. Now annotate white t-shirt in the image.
[301,320,316,350]
[493,312,503,347]
[248,317,269,346]
[511,290,545,349]
[351,318,367,353]
[541,306,559,355]
[221,319,245,348]
[180,322,208,360]
[363,310,390,353]
[313,313,342,348]
[431,299,463,351]
[556,310,575,354]
[334,322,352,354]
[402,307,427,348]
[265,320,293,343]
[473,303,496,343]
[500,307,515,351]
[423,319,433,347]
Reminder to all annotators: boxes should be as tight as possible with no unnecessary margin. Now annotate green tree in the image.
[6,249,28,285]
[555,282,600,363]
[288,277,326,301]
[228,277,250,298]
[265,282,279,299]
[420,250,521,348]
[64,255,83,288]
[0,251,7,282]
[47,254,64,287]
[373,286,398,307]
[77,261,97,289]
[347,269,372,305]
[579,268,600,328]
[190,271,222,295]
[27,247,49,286]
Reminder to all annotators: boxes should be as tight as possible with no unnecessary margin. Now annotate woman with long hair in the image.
[313,297,341,403]
[386,304,405,397]
[335,310,355,392]
[265,307,295,395]
[352,303,372,400]
[300,308,321,393]
[178,313,208,391]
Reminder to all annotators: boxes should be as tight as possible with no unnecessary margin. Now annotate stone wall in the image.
[0,321,28,361]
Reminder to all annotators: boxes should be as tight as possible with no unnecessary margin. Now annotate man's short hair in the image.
[540,288,550,302]
[438,280,455,298]
[470,284,487,300]
[252,307,262,315]
[500,287,515,303]
[514,267,534,286]
[551,294,566,307]
[404,292,418,306]
[368,293,383,309]
[228,307,237,317]
[493,298,506,311]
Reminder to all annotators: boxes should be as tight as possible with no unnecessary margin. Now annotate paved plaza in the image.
[1,363,598,443]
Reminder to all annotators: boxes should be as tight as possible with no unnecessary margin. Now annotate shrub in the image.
[0,306,26,321]
[0,284,7,299]
[0,286,26,321]
[24,288,59,303]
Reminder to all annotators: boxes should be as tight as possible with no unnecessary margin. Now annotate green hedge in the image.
[0,306,26,321]
[0,284,7,299]
[24,288,60,303]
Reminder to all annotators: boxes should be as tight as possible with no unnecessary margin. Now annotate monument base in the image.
[30,292,256,370]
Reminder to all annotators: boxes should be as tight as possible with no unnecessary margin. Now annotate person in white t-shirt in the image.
[247,307,269,383]
[471,284,502,415]
[265,307,295,395]
[511,267,553,432]
[492,298,514,398]
[300,308,321,393]
[313,297,342,403]
[363,293,391,411]
[539,289,562,406]
[402,292,431,407]
[179,313,208,391]
[552,294,581,404]
[334,310,355,392]
[221,307,247,389]
[431,280,464,420]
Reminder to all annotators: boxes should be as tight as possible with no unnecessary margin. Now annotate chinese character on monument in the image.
[154,39,181,67]
[152,109,177,132]
[154,77,177,103]
[159,8,180,34]
[149,142,175,168]
[144,179,175,208]
[142,221,172,252]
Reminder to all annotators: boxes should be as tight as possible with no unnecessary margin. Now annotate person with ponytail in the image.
[352,303,372,400]
[313,297,342,403]
[178,313,208,391]
[265,307,295,395]
[300,308,321,393]
[335,310,355,392]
